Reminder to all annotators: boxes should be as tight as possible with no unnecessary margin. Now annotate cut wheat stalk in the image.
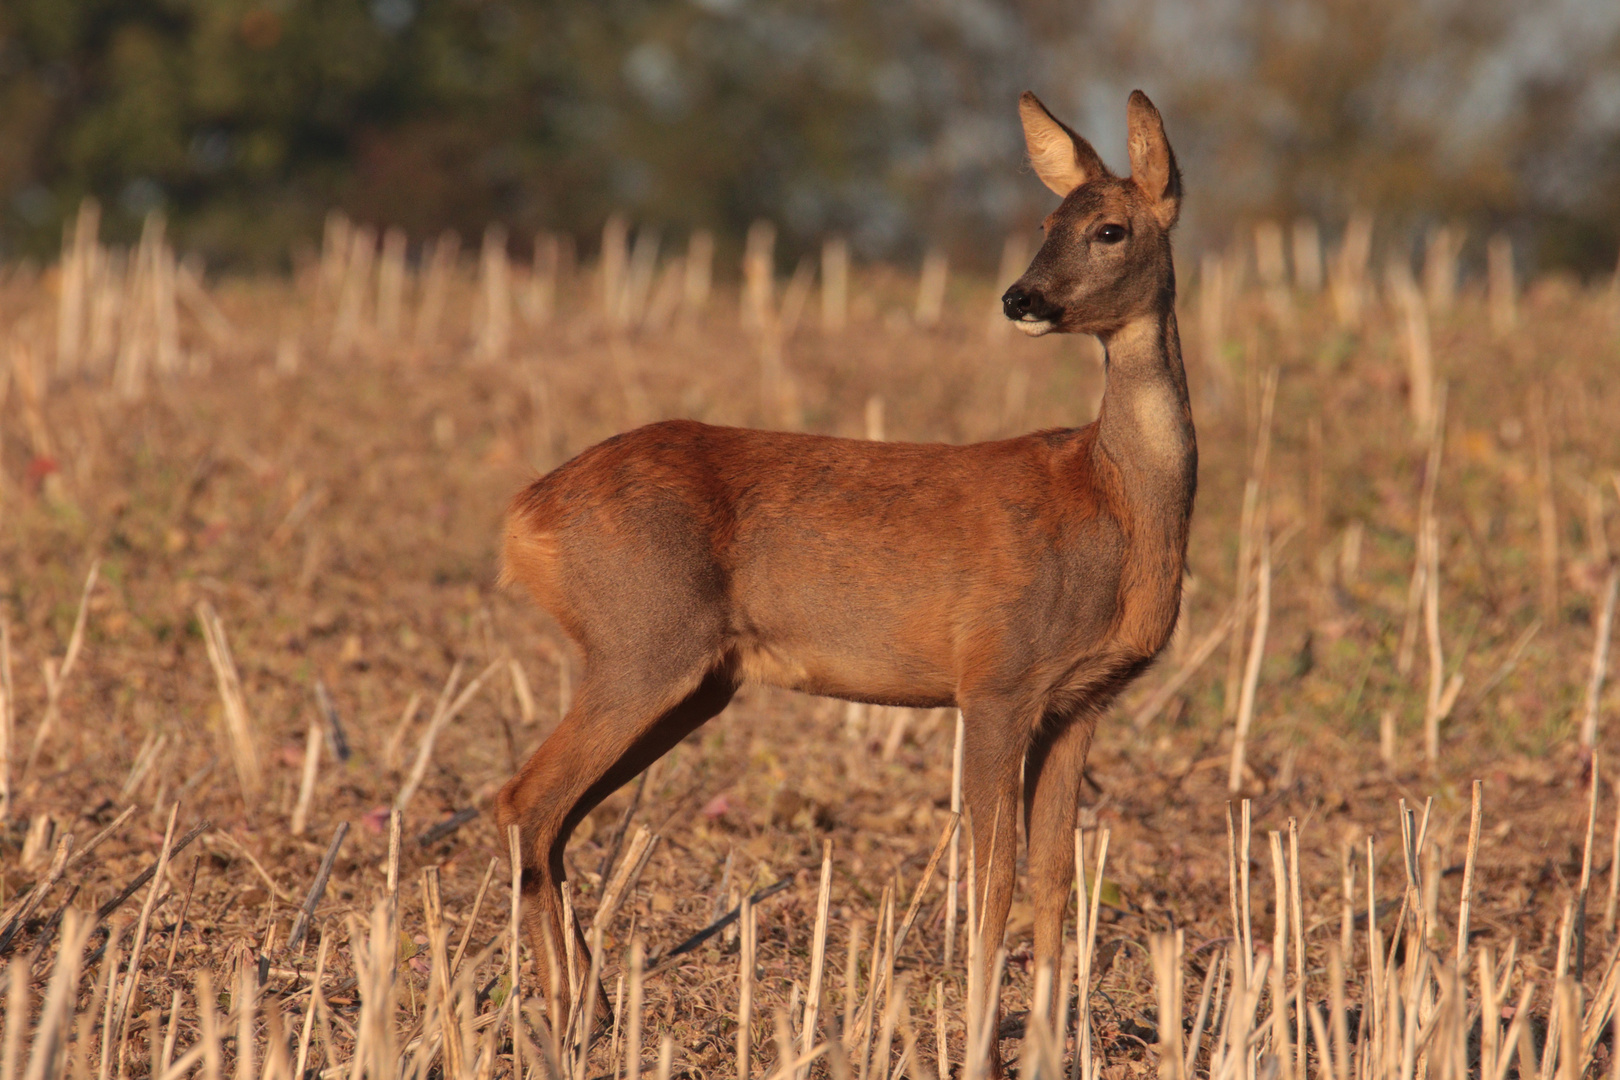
[573,924,605,1080]
[384,692,423,771]
[293,934,330,1080]
[1072,828,1110,1080]
[944,712,964,967]
[108,804,178,1058]
[384,808,404,946]
[4,957,28,1080]
[1289,818,1306,1080]
[1531,385,1560,623]
[1457,780,1484,970]
[1578,754,1600,980]
[589,825,657,944]
[893,813,958,958]
[852,883,894,1080]
[1224,368,1279,721]
[0,617,11,819]
[291,714,323,838]
[1132,603,1238,731]
[1268,830,1292,1077]
[24,558,99,777]
[288,822,349,953]
[23,909,91,1080]
[195,600,263,799]
[843,918,864,1050]
[1152,930,1186,1080]
[0,832,73,956]
[507,824,525,1080]
[452,857,500,978]
[738,895,755,1080]
[1582,566,1619,751]
[1184,948,1224,1078]
[396,659,502,813]
[1609,781,1620,935]
[802,840,833,1055]
[1228,526,1272,793]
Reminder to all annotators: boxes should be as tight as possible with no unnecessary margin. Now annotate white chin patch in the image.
[1012,317,1055,337]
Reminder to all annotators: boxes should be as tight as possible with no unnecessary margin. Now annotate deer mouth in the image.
[1001,284,1062,336]
[1012,314,1057,337]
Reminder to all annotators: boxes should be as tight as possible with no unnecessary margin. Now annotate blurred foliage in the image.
[1,0,1618,272]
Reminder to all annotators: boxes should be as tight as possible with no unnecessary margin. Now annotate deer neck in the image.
[1094,308,1197,545]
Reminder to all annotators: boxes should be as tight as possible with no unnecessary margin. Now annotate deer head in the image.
[1002,90,1182,338]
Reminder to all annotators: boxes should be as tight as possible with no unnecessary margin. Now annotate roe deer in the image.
[497,89,1191,1053]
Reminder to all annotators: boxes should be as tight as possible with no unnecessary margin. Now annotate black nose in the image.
[1002,285,1035,319]
[1002,285,1049,321]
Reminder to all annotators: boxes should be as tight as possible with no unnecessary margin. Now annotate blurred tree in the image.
[1,0,1617,273]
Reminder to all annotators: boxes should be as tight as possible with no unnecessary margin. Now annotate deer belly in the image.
[729,582,960,706]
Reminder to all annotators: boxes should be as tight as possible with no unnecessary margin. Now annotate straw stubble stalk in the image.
[1609,781,1620,934]
[195,600,262,799]
[24,910,91,1080]
[25,559,99,777]
[1531,385,1559,622]
[397,659,502,812]
[4,958,28,1080]
[508,824,525,1080]
[1289,819,1306,1080]
[109,804,178,1056]
[802,841,833,1055]
[1073,828,1110,1080]
[1458,780,1484,968]
[625,939,645,1080]
[1131,604,1237,731]
[387,809,403,939]
[1578,755,1600,980]
[293,934,329,1080]
[843,919,864,1051]
[0,617,11,818]
[914,250,947,328]
[1150,930,1185,1080]
[944,713,964,967]
[1582,566,1619,750]
[290,714,322,837]
[574,925,605,1080]
[288,822,348,953]
[821,238,848,334]
[452,857,501,977]
[738,895,754,1080]
[894,814,958,959]
[1228,528,1272,793]
[1268,830,1292,1077]
[1224,367,1278,722]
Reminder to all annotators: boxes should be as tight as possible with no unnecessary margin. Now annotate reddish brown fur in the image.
[495,90,1194,1064]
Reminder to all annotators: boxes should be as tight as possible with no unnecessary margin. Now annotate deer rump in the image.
[500,417,1158,724]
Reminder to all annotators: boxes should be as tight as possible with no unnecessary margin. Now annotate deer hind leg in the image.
[495,659,737,1016]
[958,697,1032,1074]
[1023,712,1097,1034]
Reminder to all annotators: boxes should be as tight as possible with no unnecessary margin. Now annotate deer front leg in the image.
[959,700,1030,1074]
[1023,714,1097,1035]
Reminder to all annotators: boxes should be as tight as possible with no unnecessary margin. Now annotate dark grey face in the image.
[1002,178,1176,338]
[1001,89,1182,338]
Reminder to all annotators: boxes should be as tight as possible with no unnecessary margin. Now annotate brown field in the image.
[1,211,1619,1079]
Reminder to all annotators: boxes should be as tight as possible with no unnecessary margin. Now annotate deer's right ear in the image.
[1019,92,1109,197]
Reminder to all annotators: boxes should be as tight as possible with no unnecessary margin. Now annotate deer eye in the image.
[1097,224,1127,244]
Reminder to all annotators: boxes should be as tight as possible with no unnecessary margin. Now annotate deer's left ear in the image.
[1126,90,1181,229]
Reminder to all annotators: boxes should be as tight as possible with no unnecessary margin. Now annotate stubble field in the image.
[1,211,1619,1080]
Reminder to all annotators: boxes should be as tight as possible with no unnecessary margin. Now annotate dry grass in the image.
[1,209,1619,1079]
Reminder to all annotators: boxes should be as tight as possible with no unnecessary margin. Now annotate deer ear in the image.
[1126,90,1181,228]
[1019,92,1109,197]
